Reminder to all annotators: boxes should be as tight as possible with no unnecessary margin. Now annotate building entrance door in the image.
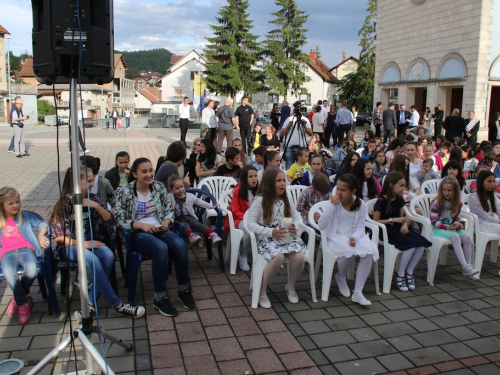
[450,88,463,115]
[414,88,427,121]
[489,86,500,123]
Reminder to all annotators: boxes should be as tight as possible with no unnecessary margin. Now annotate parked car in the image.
[356,112,372,127]
[57,115,69,125]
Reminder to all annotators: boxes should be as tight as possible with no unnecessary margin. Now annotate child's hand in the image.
[288,223,297,236]
[82,198,97,209]
[331,194,340,205]
[141,223,161,234]
[38,235,49,248]
[400,223,409,234]
[313,213,320,223]
[211,204,219,209]
[183,173,190,185]
[349,237,356,247]
[272,227,287,240]
[159,219,171,232]
[394,217,406,224]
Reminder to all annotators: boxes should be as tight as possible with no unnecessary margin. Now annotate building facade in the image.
[0,25,10,122]
[374,0,499,139]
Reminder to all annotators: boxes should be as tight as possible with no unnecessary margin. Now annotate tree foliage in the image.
[314,45,322,59]
[125,66,141,80]
[6,50,32,72]
[203,0,266,99]
[263,0,310,100]
[337,0,377,112]
[115,48,173,74]
[37,100,56,116]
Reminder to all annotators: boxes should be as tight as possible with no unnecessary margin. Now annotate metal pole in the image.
[69,78,94,374]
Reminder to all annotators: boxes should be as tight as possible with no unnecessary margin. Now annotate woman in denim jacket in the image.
[114,157,195,317]
[0,187,48,324]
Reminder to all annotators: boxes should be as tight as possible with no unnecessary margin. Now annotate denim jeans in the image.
[0,248,38,306]
[283,146,298,170]
[130,231,190,300]
[64,245,121,308]
[125,117,130,129]
[8,135,14,151]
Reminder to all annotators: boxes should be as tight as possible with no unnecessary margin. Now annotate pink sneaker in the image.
[18,296,33,324]
[7,297,18,316]
[208,232,222,245]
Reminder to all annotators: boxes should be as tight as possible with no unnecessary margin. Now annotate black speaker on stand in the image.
[28,2,131,375]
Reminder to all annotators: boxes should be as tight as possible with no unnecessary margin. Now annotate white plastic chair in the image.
[286,185,308,208]
[464,179,474,194]
[329,174,336,184]
[308,201,380,301]
[331,185,337,196]
[406,194,474,285]
[198,176,237,222]
[242,210,317,308]
[461,194,500,276]
[365,198,403,293]
[421,179,441,195]
[219,189,243,275]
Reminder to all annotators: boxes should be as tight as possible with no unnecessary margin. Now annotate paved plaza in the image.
[0,122,500,374]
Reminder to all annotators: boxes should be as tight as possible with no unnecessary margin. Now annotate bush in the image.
[37,100,56,116]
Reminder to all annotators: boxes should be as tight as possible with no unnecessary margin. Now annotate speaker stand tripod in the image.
[27,79,132,375]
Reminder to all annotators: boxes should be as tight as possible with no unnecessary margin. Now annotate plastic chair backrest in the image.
[421,179,441,195]
[329,174,336,184]
[219,189,233,211]
[331,185,337,196]
[198,177,237,204]
[286,185,308,208]
[410,193,436,219]
[464,179,474,194]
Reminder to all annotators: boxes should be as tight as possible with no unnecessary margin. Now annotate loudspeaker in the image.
[31,0,114,85]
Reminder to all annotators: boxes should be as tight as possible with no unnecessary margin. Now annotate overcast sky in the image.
[2,0,368,69]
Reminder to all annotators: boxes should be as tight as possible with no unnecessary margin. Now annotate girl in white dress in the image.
[318,174,378,305]
[247,168,307,308]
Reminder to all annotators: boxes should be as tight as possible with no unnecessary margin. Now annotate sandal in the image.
[405,273,416,291]
[395,274,409,292]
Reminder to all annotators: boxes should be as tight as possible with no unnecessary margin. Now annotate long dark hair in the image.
[338,173,361,211]
[351,159,377,200]
[389,154,410,189]
[340,151,359,175]
[165,141,187,163]
[257,169,291,225]
[449,147,463,166]
[50,167,91,222]
[198,138,217,166]
[481,146,496,167]
[128,157,150,183]
[477,170,497,213]
[386,138,405,152]
[238,165,258,202]
[380,171,405,215]
[114,151,130,169]
[442,160,465,189]
[263,150,279,170]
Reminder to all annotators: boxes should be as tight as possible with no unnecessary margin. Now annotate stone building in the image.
[374,0,499,139]
[0,24,10,122]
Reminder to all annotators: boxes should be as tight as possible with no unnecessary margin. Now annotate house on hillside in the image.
[251,50,338,112]
[102,54,135,112]
[134,77,148,90]
[0,24,10,122]
[18,58,39,85]
[330,54,359,81]
[135,87,162,116]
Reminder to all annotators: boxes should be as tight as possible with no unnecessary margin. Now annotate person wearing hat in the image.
[11,98,29,158]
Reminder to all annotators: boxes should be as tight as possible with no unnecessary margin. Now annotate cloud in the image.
[1,0,367,68]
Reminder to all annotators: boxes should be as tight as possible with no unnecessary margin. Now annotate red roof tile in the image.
[139,87,162,103]
[308,55,337,83]
[19,58,36,77]
[170,55,184,64]
[0,24,10,34]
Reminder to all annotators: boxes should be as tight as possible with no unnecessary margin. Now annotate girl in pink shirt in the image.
[0,187,49,324]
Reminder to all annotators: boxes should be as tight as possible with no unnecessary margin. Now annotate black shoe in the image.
[23,153,30,156]
[154,297,178,316]
[16,154,22,158]
[115,303,145,318]
[178,291,196,309]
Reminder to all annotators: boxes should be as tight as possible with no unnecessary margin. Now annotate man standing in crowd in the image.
[311,105,324,142]
[179,97,191,148]
[280,100,291,128]
[336,102,353,142]
[383,102,397,144]
[464,111,480,144]
[321,100,329,124]
[279,103,313,169]
[11,97,29,158]
[396,104,410,137]
[201,100,215,140]
[7,95,22,153]
[216,97,237,153]
[235,96,254,154]
[408,105,420,129]
[443,108,466,142]
[124,106,132,129]
[373,101,383,138]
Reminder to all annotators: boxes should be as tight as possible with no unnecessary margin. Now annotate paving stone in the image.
[278,312,296,324]
[347,301,388,315]
[334,358,387,375]
[246,348,285,374]
[348,339,397,358]
[373,322,417,338]
[380,299,410,310]
[399,295,439,307]
[467,321,500,336]
[229,316,261,336]
[150,344,182,368]
[406,318,441,333]
[280,351,316,370]
[209,337,244,361]
[449,289,487,300]
[310,331,357,348]
[267,331,304,354]
[446,326,481,341]
[435,301,476,314]
[0,337,32,352]
[321,345,357,363]
[291,309,332,322]
[382,308,424,323]
[431,292,459,303]
[175,322,206,342]
[482,295,500,307]
[464,298,494,310]
[434,361,466,373]
[359,312,391,326]
[287,323,307,337]
[439,369,476,375]
[218,359,252,375]
[411,330,458,347]
[464,337,500,355]
[180,341,211,357]
[470,363,500,375]
[414,305,445,318]
[481,307,500,319]
[461,310,492,323]
[441,342,479,359]
[430,313,471,329]
[377,353,414,372]
[324,316,367,332]
[237,335,270,351]
[387,335,422,352]
[319,364,341,375]
[460,356,490,367]
[324,305,356,318]
[296,335,317,351]
[347,327,381,342]
[184,355,219,375]
[300,321,331,335]
[404,346,454,367]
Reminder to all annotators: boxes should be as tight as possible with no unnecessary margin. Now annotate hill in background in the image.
[116,48,174,79]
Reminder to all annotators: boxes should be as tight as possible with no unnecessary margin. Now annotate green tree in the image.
[37,100,56,116]
[314,45,322,59]
[203,0,265,100]
[263,0,310,100]
[337,0,376,112]
[115,48,173,73]
[126,66,141,79]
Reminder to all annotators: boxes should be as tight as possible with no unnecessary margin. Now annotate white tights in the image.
[397,246,424,277]
[449,233,472,266]
[260,252,305,296]
[336,255,373,300]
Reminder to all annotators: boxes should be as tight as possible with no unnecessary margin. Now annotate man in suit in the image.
[280,100,291,128]
[443,108,466,142]
[383,102,397,144]
[396,104,411,137]
[463,111,480,145]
